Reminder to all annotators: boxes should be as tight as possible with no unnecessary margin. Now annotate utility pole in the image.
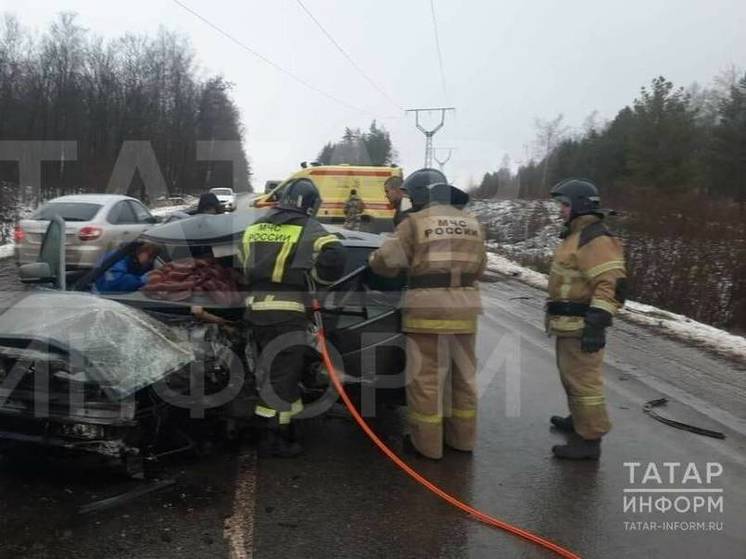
[433,147,455,173]
[406,107,455,168]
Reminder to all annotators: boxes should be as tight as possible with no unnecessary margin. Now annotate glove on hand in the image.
[581,308,613,353]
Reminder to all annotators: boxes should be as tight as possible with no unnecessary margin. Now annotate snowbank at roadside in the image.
[486,252,746,360]
[150,204,191,217]
[0,243,14,261]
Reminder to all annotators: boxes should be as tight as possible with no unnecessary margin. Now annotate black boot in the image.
[402,435,440,461]
[550,414,575,433]
[552,437,601,460]
[258,420,303,458]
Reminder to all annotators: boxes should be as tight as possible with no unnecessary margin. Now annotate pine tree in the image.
[711,73,746,207]
[627,76,699,190]
[315,121,396,166]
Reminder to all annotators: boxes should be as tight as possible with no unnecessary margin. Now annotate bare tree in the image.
[582,110,601,136]
[534,113,568,189]
[0,13,251,197]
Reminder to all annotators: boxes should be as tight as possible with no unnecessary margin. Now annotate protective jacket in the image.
[239,209,345,324]
[369,203,486,334]
[546,215,626,336]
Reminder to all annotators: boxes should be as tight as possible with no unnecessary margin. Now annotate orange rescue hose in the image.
[315,321,582,559]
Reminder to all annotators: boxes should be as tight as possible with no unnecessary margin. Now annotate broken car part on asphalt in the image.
[643,397,726,439]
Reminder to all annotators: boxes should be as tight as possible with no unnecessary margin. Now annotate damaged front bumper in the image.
[0,427,138,458]
[0,400,141,459]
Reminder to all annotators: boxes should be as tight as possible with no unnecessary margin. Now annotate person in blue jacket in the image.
[95,242,160,293]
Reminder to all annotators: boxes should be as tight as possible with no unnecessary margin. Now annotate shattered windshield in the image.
[0,291,194,399]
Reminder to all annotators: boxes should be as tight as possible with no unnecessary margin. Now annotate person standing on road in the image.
[383,175,416,227]
[369,168,487,460]
[546,178,627,460]
[343,189,365,231]
[239,179,346,458]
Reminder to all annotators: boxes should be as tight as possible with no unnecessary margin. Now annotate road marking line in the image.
[224,449,258,559]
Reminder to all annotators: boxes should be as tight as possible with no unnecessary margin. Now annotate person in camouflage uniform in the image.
[343,189,365,230]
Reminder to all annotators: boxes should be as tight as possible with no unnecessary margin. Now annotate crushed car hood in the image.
[0,291,194,399]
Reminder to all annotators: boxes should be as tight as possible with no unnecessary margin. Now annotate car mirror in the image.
[37,215,66,290]
[19,262,55,284]
[146,215,161,224]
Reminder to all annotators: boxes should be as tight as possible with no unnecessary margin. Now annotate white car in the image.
[209,187,236,211]
[14,194,158,269]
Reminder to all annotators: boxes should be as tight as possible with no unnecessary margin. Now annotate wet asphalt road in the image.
[0,259,745,559]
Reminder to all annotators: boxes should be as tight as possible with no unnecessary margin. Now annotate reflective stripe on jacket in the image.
[368,203,486,334]
[239,209,345,320]
[547,215,626,336]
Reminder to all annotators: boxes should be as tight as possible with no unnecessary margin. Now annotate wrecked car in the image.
[0,210,406,475]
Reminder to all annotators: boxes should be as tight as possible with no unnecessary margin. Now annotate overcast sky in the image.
[4,0,746,189]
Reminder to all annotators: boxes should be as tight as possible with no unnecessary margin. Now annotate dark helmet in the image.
[278,178,322,215]
[402,168,470,210]
[430,182,470,208]
[197,192,222,214]
[402,168,447,210]
[550,178,601,218]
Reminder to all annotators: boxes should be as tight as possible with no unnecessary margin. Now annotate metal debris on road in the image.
[643,398,726,439]
[78,479,176,515]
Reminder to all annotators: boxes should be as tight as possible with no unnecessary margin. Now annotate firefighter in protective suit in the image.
[369,169,487,460]
[239,179,346,458]
[547,178,627,460]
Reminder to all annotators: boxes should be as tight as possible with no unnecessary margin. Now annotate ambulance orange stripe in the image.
[309,169,392,177]
[322,202,392,209]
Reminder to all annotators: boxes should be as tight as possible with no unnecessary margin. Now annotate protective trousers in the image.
[555,337,611,439]
[253,323,308,424]
[406,333,477,459]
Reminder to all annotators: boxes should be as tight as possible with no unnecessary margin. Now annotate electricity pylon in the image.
[406,107,455,168]
[433,147,455,173]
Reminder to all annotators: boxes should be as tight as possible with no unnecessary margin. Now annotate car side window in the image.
[110,201,137,224]
[107,202,120,224]
[128,201,153,223]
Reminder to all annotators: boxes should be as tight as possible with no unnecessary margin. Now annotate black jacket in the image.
[240,209,346,324]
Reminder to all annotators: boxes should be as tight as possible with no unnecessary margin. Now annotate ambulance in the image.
[253,163,403,232]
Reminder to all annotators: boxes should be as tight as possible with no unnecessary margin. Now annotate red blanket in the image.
[141,258,243,305]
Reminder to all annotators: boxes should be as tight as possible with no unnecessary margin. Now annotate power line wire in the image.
[294,0,404,113]
[171,0,386,117]
[429,0,449,102]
